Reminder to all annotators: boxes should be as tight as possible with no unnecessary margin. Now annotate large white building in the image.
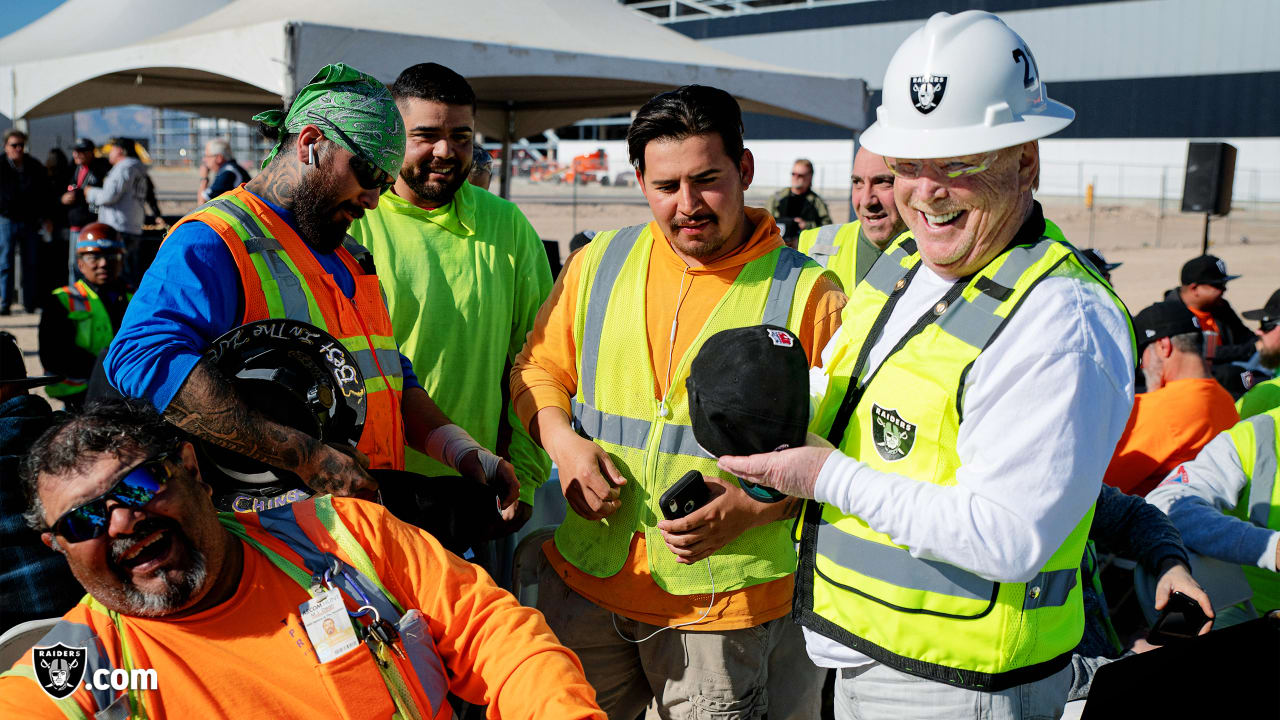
[613,0,1280,202]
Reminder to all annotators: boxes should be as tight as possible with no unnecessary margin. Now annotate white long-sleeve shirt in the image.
[805,259,1135,669]
[1145,430,1279,572]
[86,157,147,235]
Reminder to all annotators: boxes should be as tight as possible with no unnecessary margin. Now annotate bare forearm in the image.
[402,385,454,456]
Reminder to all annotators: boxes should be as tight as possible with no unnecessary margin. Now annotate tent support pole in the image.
[499,101,515,200]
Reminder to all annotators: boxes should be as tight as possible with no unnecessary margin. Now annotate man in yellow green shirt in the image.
[350,62,552,537]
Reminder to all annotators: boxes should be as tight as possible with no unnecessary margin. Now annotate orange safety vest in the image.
[167,186,405,469]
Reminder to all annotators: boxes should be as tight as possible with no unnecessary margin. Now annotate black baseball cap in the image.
[1181,255,1240,286]
[1242,289,1280,328]
[0,331,61,389]
[72,137,95,152]
[688,325,809,502]
[1082,249,1121,274]
[1133,301,1201,350]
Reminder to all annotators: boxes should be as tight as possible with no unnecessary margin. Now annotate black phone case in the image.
[1147,591,1212,645]
[659,470,712,521]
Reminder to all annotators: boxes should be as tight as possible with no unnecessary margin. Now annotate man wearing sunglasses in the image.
[717,11,1138,719]
[0,402,605,718]
[104,63,517,508]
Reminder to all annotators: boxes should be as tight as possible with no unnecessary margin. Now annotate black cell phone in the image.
[659,470,712,521]
[1147,591,1213,645]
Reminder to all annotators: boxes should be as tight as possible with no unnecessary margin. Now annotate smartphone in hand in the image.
[660,470,712,521]
[1147,591,1213,645]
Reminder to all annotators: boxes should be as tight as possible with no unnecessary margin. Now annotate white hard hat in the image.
[861,11,1074,159]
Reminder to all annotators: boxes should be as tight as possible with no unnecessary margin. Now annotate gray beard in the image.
[121,547,208,617]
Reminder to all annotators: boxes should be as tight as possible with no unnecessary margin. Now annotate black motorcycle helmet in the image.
[199,319,366,512]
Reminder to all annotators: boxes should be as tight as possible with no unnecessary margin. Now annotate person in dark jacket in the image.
[1165,254,1279,396]
[0,129,52,315]
[61,137,111,234]
[0,330,81,631]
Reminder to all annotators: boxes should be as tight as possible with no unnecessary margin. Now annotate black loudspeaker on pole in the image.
[1180,142,1236,254]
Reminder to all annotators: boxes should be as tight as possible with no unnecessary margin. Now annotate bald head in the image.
[851,147,905,249]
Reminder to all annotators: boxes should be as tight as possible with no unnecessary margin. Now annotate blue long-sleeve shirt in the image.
[105,191,418,410]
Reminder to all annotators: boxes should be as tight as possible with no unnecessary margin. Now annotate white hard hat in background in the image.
[861,10,1075,159]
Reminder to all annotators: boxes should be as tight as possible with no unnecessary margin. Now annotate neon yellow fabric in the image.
[1237,377,1280,420]
[804,225,1131,682]
[350,183,553,503]
[46,282,131,398]
[1226,409,1280,612]
[561,224,827,595]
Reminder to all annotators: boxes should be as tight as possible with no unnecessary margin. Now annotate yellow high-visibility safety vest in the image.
[1226,408,1280,612]
[559,222,832,595]
[46,281,132,398]
[797,221,908,292]
[799,221,1134,690]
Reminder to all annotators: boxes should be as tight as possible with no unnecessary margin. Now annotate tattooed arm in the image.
[165,358,376,497]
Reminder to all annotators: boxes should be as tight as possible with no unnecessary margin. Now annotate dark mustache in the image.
[109,517,178,564]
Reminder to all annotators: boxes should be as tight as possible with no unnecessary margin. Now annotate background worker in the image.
[513,85,845,719]
[38,223,133,411]
[104,63,516,507]
[85,137,149,282]
[1104,300,1238,496]
[1147,407,1280,625]
[468,143,494,191]
[719,12,1135,719]
[196,137,251,203]
[0,129,53,316]
[768,157,832,247]
[0,402,605,719]
[797,146,906,290]
[1082,248,1122,285]
[350,62,552,544]
[1167,255,1279,396]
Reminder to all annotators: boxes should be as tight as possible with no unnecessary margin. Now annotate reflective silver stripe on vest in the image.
[808,224,843,267]
[863,242,914,296]
[351,347,404,383]
[36,619,118,711]
[208,199,314,322]
[816,522,994,601]
[1022,568,1079,610]
[572,399,713,459]
[580,224,646,403]
[1248,413,1277,528]
[762,247,809,327]
[936,240,1056,349]
[573,399,651,450]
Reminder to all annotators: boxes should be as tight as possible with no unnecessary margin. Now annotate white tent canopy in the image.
[0,0,868,193]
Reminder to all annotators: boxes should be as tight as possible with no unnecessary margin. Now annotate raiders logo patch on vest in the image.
[910,74,947,114]
[32,643,87,699]
[871,404,916,462]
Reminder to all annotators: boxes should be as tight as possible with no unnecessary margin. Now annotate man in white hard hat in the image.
[718,11,1143,718]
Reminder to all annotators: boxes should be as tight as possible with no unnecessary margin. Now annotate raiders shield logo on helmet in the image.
[910,75,948,114]
[871,404,916,462]
[32,643,88,699]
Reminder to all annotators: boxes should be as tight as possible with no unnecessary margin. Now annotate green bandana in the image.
[253,63,405,176]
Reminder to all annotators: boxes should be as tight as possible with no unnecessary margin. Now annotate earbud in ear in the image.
[307,143,316,166]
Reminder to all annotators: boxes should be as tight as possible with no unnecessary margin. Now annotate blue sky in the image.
[3,0,154,140]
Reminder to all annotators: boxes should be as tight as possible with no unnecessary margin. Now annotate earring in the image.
[307,143,315,165]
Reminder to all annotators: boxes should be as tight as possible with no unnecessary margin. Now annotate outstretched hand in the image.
[716,441,834,501]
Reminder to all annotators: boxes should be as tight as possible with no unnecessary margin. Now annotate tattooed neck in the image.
[245,157,301,210]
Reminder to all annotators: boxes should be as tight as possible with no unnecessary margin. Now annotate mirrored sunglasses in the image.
[884,151,1001,180]
[307,113,396,194]
[51,452,172,543]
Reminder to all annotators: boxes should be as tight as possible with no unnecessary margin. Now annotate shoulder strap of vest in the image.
[807,223,845,267]
[761,246,811,327]
[1246,412,1277,527]
[579,223,647,405]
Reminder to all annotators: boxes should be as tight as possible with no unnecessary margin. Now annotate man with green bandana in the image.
[351,63,552,546]
[105,62,519,511]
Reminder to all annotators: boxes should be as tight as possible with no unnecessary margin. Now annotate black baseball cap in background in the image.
[1180,255,1241,286]
[0,331,61,389]
[1242,289,1280,330]
[1133,301,1201,351]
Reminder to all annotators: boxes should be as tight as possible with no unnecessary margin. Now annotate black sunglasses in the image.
[50,452,173,543]
[306,113,396,194]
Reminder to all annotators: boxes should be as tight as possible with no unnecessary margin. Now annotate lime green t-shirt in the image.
[350,181,553,503]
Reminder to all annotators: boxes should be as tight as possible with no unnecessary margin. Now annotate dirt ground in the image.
[5,168,1276,398]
